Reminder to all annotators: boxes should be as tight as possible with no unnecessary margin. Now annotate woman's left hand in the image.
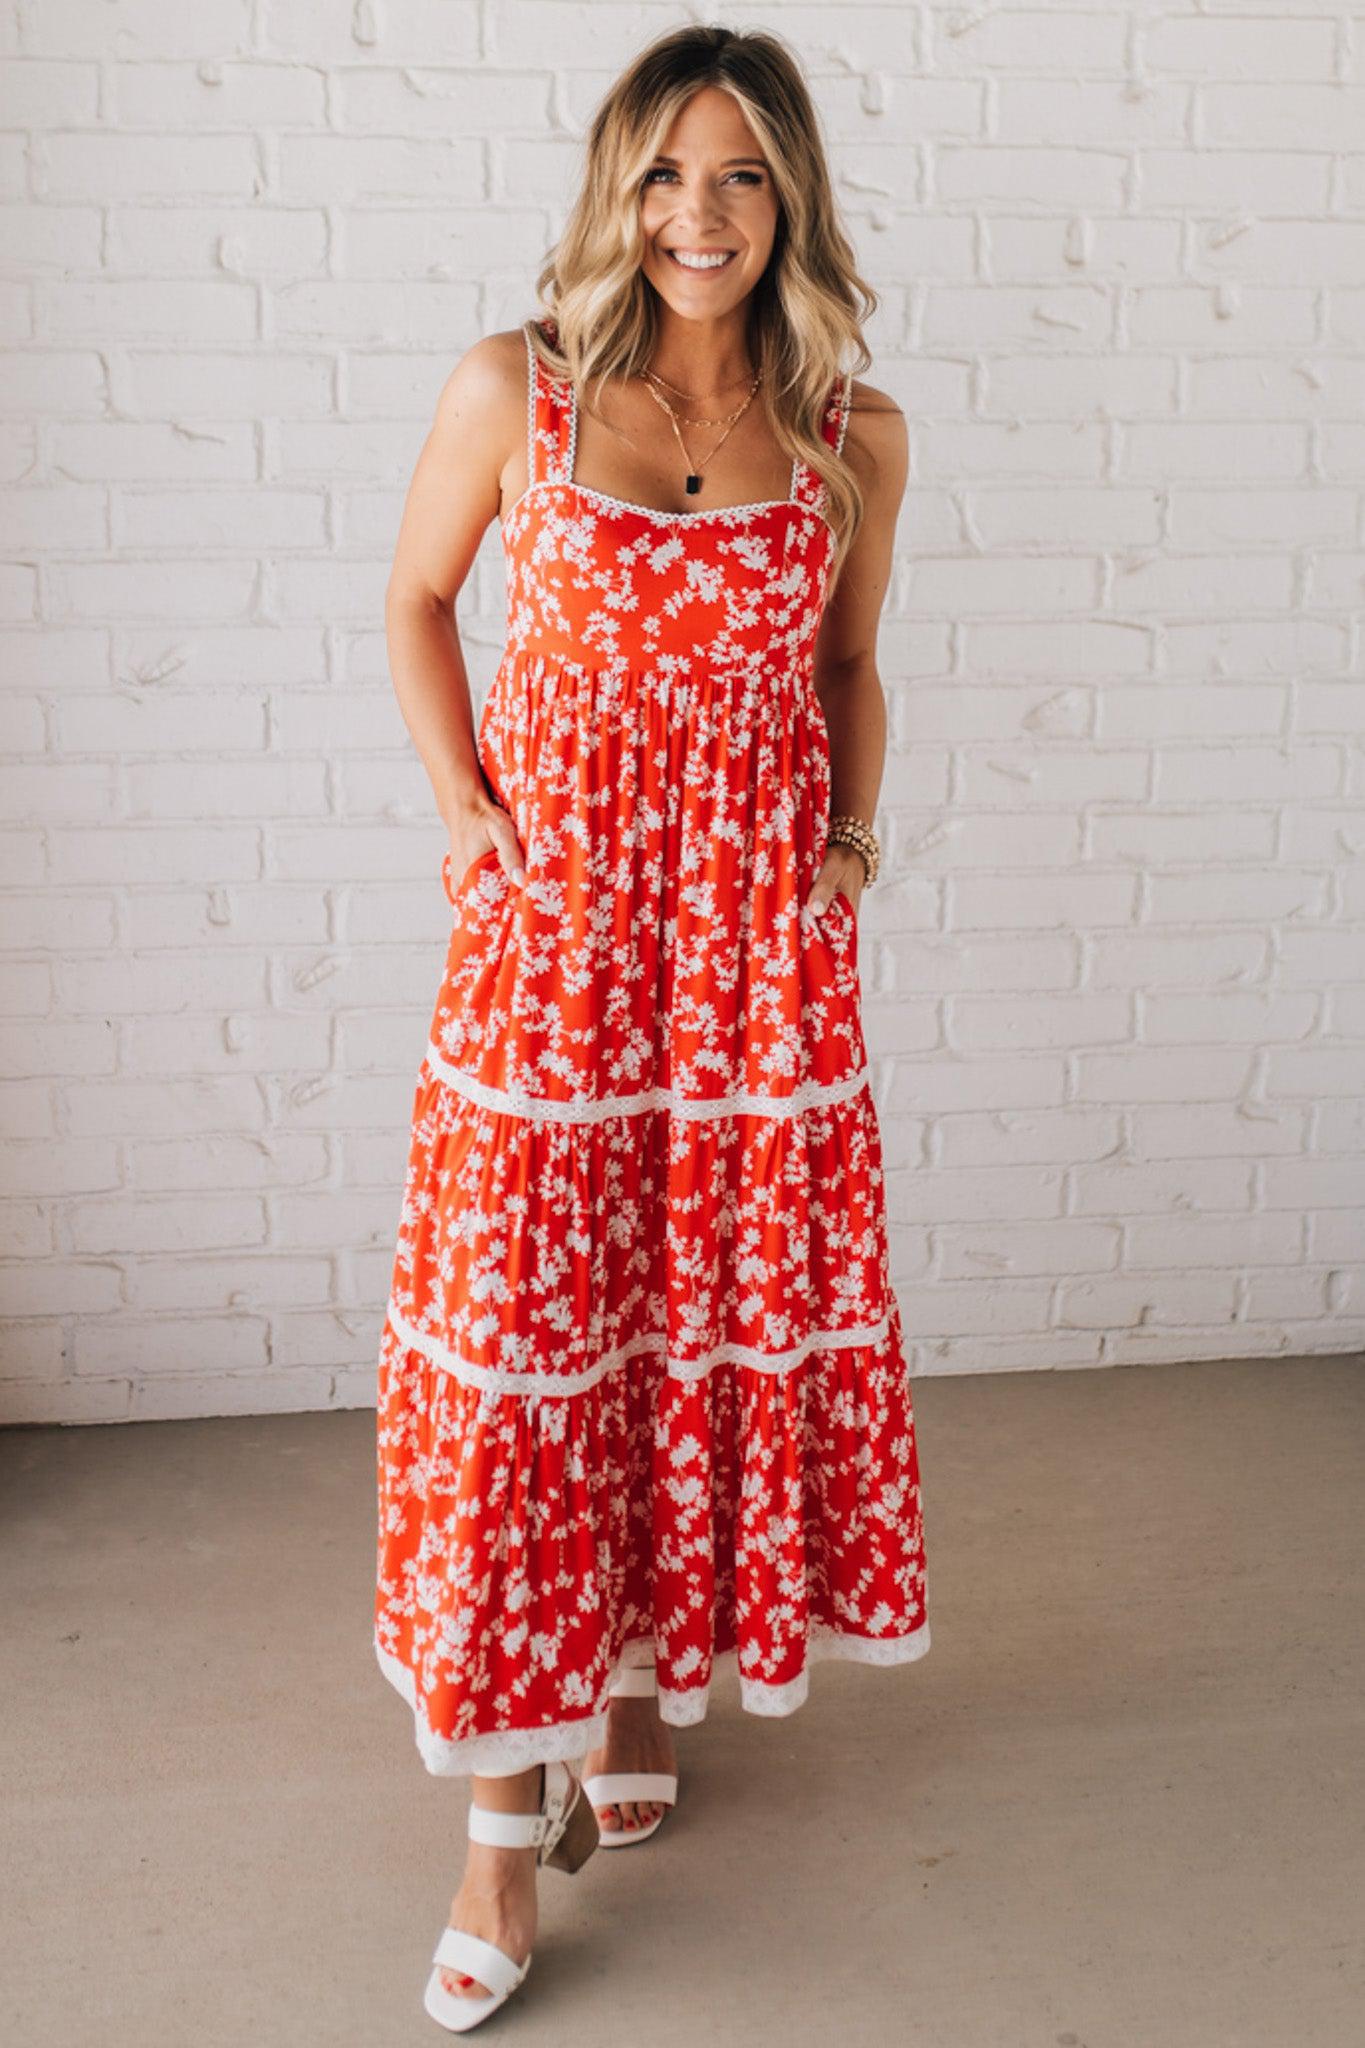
[804,847,866,922]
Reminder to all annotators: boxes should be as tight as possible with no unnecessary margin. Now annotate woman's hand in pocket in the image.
[803,845,865,924]
[444,799,527,895]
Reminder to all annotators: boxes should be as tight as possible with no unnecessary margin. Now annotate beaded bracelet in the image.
[827,812,880,887]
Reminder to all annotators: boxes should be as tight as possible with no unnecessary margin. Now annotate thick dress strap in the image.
[792,368,853,512]
[526,315,574,489]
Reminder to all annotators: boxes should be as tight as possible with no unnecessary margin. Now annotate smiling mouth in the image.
[666,249,737,272]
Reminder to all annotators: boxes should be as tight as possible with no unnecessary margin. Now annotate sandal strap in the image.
[582,1771,677,1805]
[431,1926,527,1997]
[608,1664,658,1698]
[468,1804,552,1848]
[466,1760,576,1855]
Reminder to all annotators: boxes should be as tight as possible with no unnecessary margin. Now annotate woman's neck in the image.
[643,312,757,401]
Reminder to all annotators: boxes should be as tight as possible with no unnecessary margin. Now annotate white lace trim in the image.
[375,1616,931,1778]
[533,476,833,533]
[376,1640,613,1777]
[385,1299,892,1397]
[422,1044,870,1124]
[523,318,538,487]
[835,368,853,457]
[562,327,574,479]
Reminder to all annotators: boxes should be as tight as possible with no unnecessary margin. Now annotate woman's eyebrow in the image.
[651,153,768,168]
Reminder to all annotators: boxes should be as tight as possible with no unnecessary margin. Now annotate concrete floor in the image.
[4,1351,1363,2048]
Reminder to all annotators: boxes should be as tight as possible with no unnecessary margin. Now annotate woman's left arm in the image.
[805,381,909,919]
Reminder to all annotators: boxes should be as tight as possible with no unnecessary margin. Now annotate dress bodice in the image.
[499,318,852,678]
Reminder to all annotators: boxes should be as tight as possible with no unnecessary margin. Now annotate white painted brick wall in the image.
[2,2,1363,1425]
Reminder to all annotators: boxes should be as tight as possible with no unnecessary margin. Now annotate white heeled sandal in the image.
[423,1758,600,2034]
[581,1663,680,1848]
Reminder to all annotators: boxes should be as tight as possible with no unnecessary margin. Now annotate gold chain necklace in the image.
[637,368,762,496]
[642,364,757,406]
[639,373,753,425]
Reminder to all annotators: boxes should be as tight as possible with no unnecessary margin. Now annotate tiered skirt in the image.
[375,650,929,1776]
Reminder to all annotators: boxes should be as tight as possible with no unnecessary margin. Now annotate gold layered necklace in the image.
[637,363,762,496]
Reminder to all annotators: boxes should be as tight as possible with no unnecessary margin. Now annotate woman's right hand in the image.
[444,799,527,896]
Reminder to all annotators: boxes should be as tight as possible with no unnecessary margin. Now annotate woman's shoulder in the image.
[449,324,537,388]
[428,326,539,435]
[844,374,904,431]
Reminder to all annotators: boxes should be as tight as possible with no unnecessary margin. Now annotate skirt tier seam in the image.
[383,1299,898,1398]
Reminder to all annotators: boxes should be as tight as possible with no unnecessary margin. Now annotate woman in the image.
[375,22,930,2032]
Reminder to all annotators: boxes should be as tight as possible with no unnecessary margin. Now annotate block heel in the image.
[541,1772,601,1872]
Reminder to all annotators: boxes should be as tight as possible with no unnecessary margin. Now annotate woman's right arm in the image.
[384,330,528,886]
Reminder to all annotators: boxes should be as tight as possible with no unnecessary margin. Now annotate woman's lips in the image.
[665,249,737,273]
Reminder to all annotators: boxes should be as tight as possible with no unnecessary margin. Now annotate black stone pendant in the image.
[685,473,701,495]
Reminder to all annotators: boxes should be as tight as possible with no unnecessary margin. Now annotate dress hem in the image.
[374,1617,931,1778]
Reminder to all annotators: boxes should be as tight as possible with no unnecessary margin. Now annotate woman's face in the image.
[638,85,780,323]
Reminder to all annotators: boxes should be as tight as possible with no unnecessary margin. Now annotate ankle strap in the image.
[466,1760,569,1849]
[608,1663,658,1698]
[468,1804,553,1848]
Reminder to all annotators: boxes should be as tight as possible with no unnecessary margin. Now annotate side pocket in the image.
[830,885,859,931]
[828,887,862,1001]
[441,845,501,906]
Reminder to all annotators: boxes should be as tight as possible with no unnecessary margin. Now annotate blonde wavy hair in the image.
[526,22,877,583]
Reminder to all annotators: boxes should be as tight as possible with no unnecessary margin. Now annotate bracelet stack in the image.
[826,812,880,887]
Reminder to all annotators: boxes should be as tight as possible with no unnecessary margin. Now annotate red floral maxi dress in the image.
[374,316,930,1777]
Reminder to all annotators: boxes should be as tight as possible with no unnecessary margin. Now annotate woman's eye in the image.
[643,168,763,187]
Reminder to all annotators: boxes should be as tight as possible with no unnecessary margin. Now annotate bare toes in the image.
[441,1967,487,1998]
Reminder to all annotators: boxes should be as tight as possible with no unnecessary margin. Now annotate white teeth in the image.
[669,250,733,271]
